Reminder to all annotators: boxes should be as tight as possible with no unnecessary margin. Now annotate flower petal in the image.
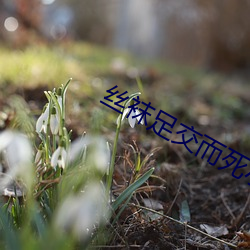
[93,138,110,172]
[60,148,67,169]
[135,109,144,125]
[50,114,59,135]
[36,113,45,133]
[5,133,32,170]
[0,131,33,190]
[121,108,129,121]
[0,130,14,151]
[128,114,136,128]
[51,147,61,168]
[36,104,50,133]
[41,121,48,133]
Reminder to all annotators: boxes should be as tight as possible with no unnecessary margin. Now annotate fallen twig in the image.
[130,203,237,249]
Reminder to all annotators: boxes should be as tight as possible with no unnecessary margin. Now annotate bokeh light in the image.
[50,24,67,40]
[41,0,55,5]
[4,17,19,32]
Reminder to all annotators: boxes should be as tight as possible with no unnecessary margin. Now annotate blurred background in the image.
[1,0,250,72]
[2,0,250,138]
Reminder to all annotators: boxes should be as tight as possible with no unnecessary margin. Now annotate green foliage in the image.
[0,80,154,249]
[112,167,155,212]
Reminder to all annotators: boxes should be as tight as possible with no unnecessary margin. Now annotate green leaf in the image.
[112,193,133,225]
[112,167,154,211]
[0,207,21,250]
[135,152,141,173]
[62,78,72,99]
[136,77,144,97]
[32,209,46,237]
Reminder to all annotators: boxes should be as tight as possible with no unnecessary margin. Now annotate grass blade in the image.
[112,167,154,211]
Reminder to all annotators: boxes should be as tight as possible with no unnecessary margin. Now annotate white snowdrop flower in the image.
[5,133,32,171]
[50,106,60,135]
[0,130,14,151]
[0,130,33,190]
[67,136,110,173]
[92,137,110,173]
[36,103,50,133]
[118,108,144,128]
[54,182,109,240]
[51,145,67,169]
[67,136,88,164]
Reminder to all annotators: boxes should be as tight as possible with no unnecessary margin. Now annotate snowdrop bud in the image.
[54,182,109,241]
[57,87,62,96]
[36,103,50,134]
[50,106,59,135]
[35,144,43,164]
[51,141,67,169]
[57,87,63,111]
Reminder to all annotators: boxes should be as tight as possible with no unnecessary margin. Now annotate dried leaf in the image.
[142,198,164,221]
[200,224,228,237]
[237,231,250,248]
[143,198,163,210]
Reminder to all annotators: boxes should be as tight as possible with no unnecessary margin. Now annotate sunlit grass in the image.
[0,42,131,87]
[0,42,208,87]
[0,44,85,86]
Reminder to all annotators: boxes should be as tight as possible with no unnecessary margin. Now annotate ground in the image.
[0,42,250,249]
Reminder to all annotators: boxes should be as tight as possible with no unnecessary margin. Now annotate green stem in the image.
[61,78,71,127]
[106,114,122,197]
[106,92,141,198]
[45,98,53,164]
[52,134,56,152]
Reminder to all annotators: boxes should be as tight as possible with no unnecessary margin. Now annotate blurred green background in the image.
[1,0,250,140]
